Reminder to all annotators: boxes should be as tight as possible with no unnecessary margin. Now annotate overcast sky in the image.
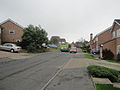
[0,0,120,43]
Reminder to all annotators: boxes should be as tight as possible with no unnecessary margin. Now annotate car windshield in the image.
[71,48,76,49]
[3,43,16,47]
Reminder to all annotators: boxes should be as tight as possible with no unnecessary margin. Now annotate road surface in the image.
[0,50,95,90]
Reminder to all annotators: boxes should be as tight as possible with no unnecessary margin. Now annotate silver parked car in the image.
[0,43,21,53]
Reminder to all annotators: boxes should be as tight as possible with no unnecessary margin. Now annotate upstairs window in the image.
[9,30,15,34]
[117,29,120,37]
[112,31,116,38]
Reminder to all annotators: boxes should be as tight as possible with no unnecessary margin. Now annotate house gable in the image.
[0,19,24,43]
[0,19,24,29]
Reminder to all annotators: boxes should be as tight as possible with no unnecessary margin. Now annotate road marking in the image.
[40,59,71,90]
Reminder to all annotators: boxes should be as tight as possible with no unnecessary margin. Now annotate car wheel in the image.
[10,49,14,53]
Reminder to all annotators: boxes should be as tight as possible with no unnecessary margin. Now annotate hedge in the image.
[87,65,120,82]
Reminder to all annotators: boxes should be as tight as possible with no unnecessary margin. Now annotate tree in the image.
[75,39,90,53]
[50,36,60,46]
[20,25,48,52]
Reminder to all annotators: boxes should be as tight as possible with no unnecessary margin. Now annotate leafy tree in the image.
[50,36,60,46]
[21,25,48,52]
[75,39,90,53]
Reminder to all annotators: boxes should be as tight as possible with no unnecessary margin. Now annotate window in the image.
[9,30,15,34]
[112,31,116,38]
[117,45,120,54]
[95,37,98,41]
[117,29,120,37]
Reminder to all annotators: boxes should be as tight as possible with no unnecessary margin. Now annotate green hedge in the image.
[87,65,120,82]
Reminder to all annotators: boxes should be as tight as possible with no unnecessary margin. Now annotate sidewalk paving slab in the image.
[92,77,112,85]
[113,83,120,88]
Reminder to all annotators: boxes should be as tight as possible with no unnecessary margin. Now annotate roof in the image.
[91,19,120,41]
[111,19,120,32]
[0,18,24,29]
[59,38,66,42]
[114,19,120,25]
[94,26,112,38]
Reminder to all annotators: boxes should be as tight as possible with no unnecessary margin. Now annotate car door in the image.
[2,44,8,50]
[7,44,13,51]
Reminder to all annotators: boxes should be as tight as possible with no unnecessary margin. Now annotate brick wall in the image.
[98,28,112,46]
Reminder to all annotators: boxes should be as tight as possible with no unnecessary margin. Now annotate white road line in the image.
[40,59,70,90]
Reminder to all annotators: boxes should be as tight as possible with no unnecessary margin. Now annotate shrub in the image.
[27,43,37,53]
[20,25,48,52]
[87,65,120,82]
[102,49,114,60]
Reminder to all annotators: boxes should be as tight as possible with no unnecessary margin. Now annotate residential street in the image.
[0,50,95,90]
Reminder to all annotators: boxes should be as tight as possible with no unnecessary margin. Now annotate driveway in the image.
[0,51,37,63]
[0,51,28,58]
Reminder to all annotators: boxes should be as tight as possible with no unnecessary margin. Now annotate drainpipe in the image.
[0,26,4,44]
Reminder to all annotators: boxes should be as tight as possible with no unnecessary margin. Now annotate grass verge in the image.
[105,59,120,63]
[84,53,120,63]
[96,84,120,90]
[84,54,99,60]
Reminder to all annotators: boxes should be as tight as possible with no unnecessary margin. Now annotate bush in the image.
[27,43,37,53]
[102,49,114,60]
[81,45,91,53]
[20,25,48,52]
[87,65,120,82]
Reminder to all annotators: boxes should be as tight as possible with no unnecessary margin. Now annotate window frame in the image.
[112,31,116,39]
[9,29,15,34]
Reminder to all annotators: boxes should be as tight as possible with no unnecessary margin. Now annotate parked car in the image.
[69,47,77,53]
[91,49,100,54]
[48,44,58,48]
[0,43,21,53]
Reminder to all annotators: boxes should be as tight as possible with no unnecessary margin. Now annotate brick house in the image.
[90,19,120,59]
[0,25,3,44]
[0,19,24,44]
[59,38,66,44]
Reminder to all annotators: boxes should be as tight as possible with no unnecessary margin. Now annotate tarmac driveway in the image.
[0,51,34,63]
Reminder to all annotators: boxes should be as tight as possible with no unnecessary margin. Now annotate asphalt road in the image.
[0,50,95,90]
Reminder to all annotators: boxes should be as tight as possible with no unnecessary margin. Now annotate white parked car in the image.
[0,43,21,53]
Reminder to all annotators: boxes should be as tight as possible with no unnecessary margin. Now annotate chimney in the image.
[90,33,93,41]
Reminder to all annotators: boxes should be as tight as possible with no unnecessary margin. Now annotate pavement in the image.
[92,78,112,85]
[45,57,95,90]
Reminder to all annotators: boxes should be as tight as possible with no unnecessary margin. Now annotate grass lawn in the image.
[84,54,99,60]
[96,84,120,90]
[105,59,120,63]
[20,49,28,53]
[84,53,120,63]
